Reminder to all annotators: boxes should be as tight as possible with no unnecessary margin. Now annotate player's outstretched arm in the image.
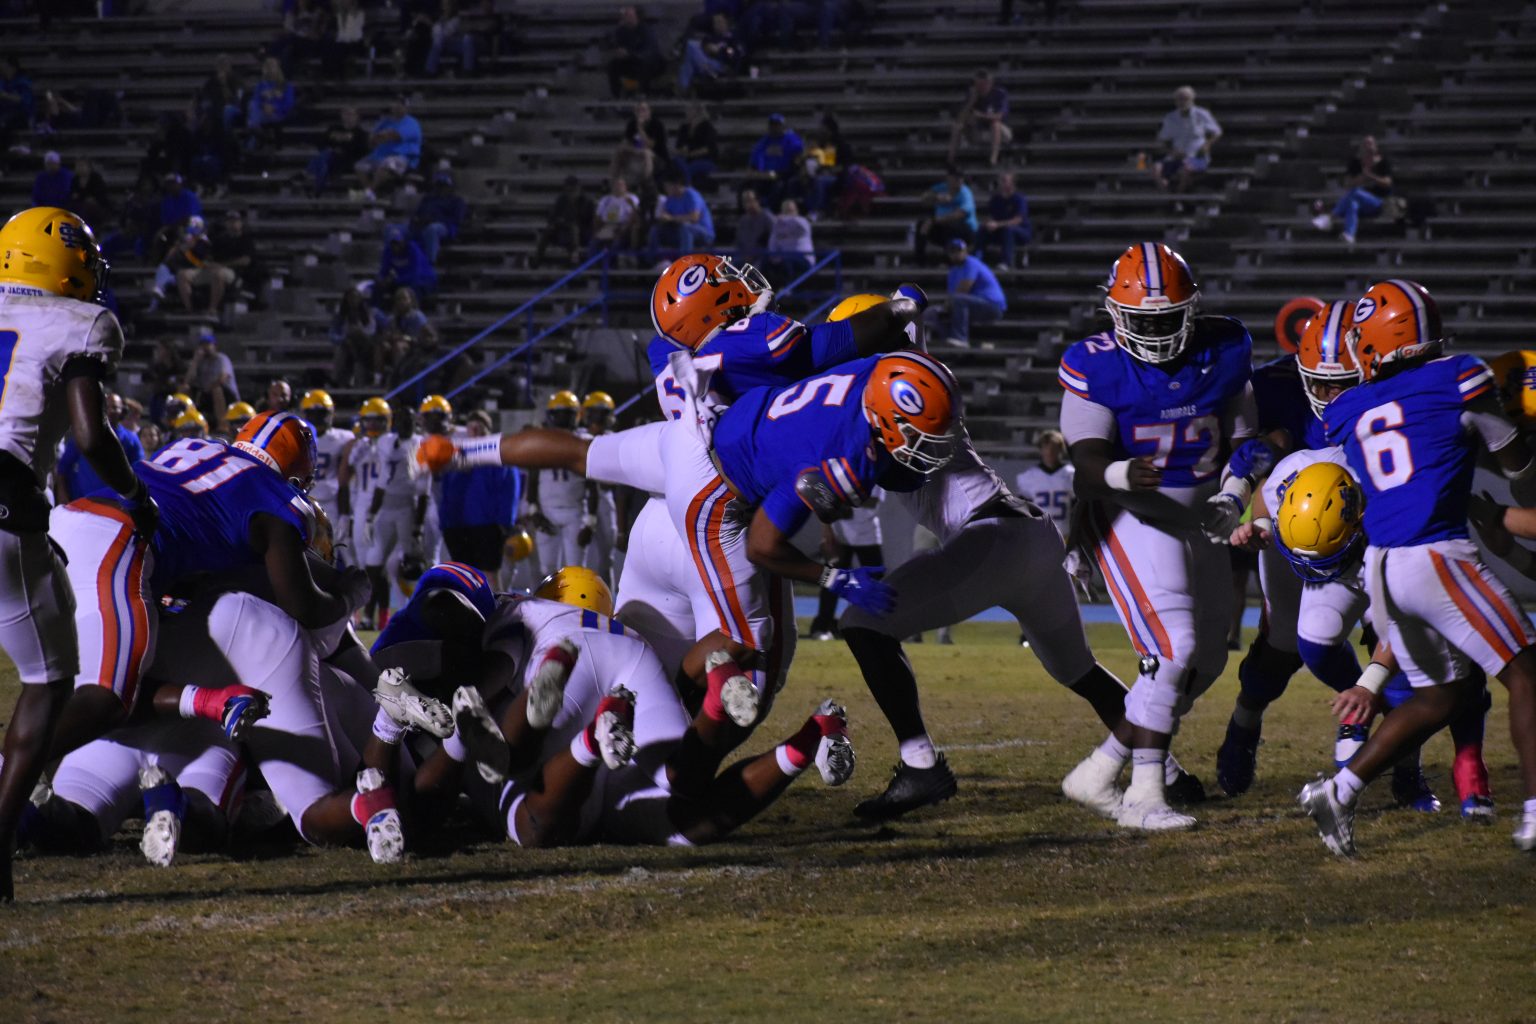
[419,427,590,477]
[252,514,371,630]
[843,286,927,357]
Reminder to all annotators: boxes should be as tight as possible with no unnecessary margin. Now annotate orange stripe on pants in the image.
[685,480,738,643]
[703,488,756,646]
[1430,551,1515,663]
[1458,558,1532,650]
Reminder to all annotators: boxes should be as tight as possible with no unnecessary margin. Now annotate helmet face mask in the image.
[862,352,959,477]
[1103,243,1200,364]
[0,206,110,303]
[1107,297,1198,364]
[1296,301,1360,418]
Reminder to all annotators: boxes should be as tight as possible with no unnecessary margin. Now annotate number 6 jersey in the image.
[1058,315,1255,500]
[1323,354,1516,549]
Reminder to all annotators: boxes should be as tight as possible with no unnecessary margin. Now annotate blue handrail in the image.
[386,250,610,401]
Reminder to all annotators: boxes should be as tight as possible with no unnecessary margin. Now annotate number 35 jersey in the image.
[88,438,311,592]
[1324,355,1513,549]
[1057,315,1254,496]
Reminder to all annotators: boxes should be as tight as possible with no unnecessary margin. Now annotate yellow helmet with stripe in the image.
[1489,351,1536,428]
[546,389,580,429]
[504,526,534,563]
[301,389,335,412]
[581,391,615,411]
[1275,461,1364,583]
[0,206,109,302]
[166,392,197,422]
[419,394,452,416]
[225,401,257,432]
[172,409,209,439]
[827,293,887,323]
[535,566,613,617]
[581,390,616,433]
[419,394,453,434]
[359,396,391,437]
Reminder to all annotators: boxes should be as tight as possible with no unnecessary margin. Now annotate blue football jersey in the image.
[1251,353,1328,451]
[1057,316,1254,488]
[372,560,497,653]
[1324,354,1499,548]
[711,356,888,533]
[102,438,312,591]
[648,311,857,419]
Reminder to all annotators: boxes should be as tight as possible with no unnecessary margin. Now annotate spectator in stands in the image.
[606,4,664,99]
[1151,85,1220,193]
[325,0,368,79]
[398,0,438,77]
[138,422,164,457]
[534,175,594,268]
[68,157,112,228]
[590,176,641,260]
[330,286,389,386]
[948,69,1012,168]
[151,215,211,312]
[627,99,669,165]
[677,12,742,96]
[783,157,830,219]
[1311,134,1393,246]
[608,101,665,198]
[747,113,804,208]
[355,96,423,199]
[200,54,246,129]
[378,226,438,302]
[182,328,240,426]
[140,112,193,183]
[245,57,296,150]
[768,199,814,280]
[31,150,72,207]
[927,238,1006,348]
[175,216,238,319]
[159,172,203,231]
[979,170,1031,271]
[648,172,715,260]
[259,377,295,415]
[427,0,478,76]
[190,102,240,197]
[733,188,773,264]
[380,287,435,384]
[213,208,261,311]
[37,86,120,134]
[0,55,34,154]
[308,105,370,195]
[410,170,469,264]
[277,0,332,72]
[914,165,977,264]
[673,103,719,189]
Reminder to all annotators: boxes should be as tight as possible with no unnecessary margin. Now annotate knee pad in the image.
[1124,657,1191,735]
[1238,635,1304,706]
[1296,637,1363,694]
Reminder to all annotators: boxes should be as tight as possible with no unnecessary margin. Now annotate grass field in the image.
[2,621,1533,1023]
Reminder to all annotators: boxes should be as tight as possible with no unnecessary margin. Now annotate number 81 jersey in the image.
[1058,316,1253,492]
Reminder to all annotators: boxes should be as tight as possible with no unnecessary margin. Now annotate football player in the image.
[224,401,257,435]
[171,408,209,441]
[300,390,355,549]
[1057,243,1256,830]
[1300,280,1536,854]
[1013,430,1074,536]
[337,396,388,610]
[580,391,625,586]
[0,206,156,901]
[524,390,596,575]
[416,394,454,565]
[364,398,429,629]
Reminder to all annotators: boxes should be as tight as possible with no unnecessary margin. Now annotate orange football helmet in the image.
[862,351,957,475]
[1103,242,1200,363]
[234,410,319,491]
[650,253,772,350]
[1296,301,1359,418]
[1350,279,1444,381]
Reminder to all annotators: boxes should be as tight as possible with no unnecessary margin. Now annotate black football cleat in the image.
[853,754,958,821]
[1165,765,1208,806]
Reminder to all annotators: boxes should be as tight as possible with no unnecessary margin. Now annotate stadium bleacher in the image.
[1,0,1532,458]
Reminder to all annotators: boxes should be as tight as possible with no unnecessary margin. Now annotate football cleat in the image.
[139,764,188,868]
[526,639,579,731]
[1515,809,1536,851]
[1116,789,1196,831]
[374,667,453,738]
[593,686,637,771]
[1215,717,1262,796]
[812,700,856,787]
[452,686,510,785]
[1334,723,1370,768]
[1299,776,1356,856]
[1391,763,1441,814]
[854,755,957,821]
[704,649,759,728]
[1164,759,1207,806]
[1460,795,1495,823]
[355,768,405,864]
[1061,749,1125,819]
[219,689,270,741]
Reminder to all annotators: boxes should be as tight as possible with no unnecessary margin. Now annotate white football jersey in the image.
[1014,463,1075,534]
[310,426,355,504]
[537,430,589,513]
[832,490,883,547]
[347,435,380,505]
[889,426,1024,544]
[372,433,427,511]
[0,287,123,484]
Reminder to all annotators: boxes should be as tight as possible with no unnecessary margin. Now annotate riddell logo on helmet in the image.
[890,380,925,416]
[1354,296,1377,321]
[677,265,708,296]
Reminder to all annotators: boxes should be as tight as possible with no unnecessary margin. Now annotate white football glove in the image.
[1201,493,1244,544]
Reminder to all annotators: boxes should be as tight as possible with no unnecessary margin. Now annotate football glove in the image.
[1201,492,1245,543]
[821,565,896,615]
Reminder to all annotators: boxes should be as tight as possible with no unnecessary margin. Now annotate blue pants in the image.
[426,31,476,76]
[674,157,717,188]
[648,221,715,258]
[1332,187,1384,237]
[415,222,452,264]
[946,293,1005,343]
[678,40,727,92]
[982,225,1031,267]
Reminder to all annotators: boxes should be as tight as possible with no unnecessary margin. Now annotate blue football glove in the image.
[821,565,896,615]
[890,283,928,312]
[1226,438,1275,484]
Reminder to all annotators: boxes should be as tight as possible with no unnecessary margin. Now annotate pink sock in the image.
[702,657,744,722]
[777,715,826,773]
[189,685,257,722]
[350,784,396,825]
[570,727,601,768]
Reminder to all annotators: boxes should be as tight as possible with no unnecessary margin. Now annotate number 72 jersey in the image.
[1057,317,1254,490]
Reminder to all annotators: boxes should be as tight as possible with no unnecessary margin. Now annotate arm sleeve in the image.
[1461,406,1519,453]
[808,320,857,369]
[1223,382,1258,444]
[1059,391,1117,446]
[761,475,812,535]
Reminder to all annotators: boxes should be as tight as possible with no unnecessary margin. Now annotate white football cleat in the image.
[375,667,453,738]
[1299,776,1357,856]
[452,686,510,785]
[356,768,405,864]
[705,649,759,728]
[593,686,637,770]
[1061,749,1125,819]
[527,639,579,730]
[1514,808,1536,852]
[1117,785,1196,831]
[138,764,184,868]
[813,699,856,787]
